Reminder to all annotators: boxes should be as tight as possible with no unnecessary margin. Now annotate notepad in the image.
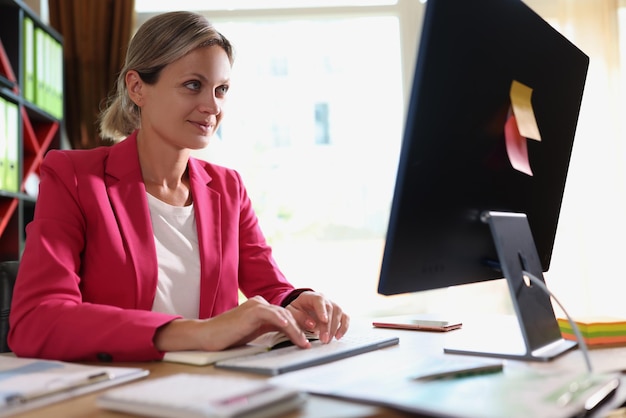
[97,373,306,418]
[163,330,318,366]
[558,316,626,347]
[0,356,148,417]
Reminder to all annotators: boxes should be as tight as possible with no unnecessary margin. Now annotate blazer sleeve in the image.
[8,150,178,362]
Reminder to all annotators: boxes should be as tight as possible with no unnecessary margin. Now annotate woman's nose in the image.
[199,94,221,115]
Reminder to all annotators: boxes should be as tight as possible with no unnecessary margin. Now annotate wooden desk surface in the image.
[9,317,626,418]
[11,359,416,418]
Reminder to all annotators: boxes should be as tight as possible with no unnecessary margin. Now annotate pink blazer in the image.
[8,131,295,362]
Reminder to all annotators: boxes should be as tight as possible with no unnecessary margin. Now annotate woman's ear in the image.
[126,70,144,107]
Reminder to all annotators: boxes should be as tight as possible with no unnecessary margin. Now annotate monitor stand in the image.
[443,210,577,362]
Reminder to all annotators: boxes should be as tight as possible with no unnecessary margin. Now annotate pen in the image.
[4,371,112,406]
[579,377,620,417]
[214,386,275,407]
[413,363,504,381]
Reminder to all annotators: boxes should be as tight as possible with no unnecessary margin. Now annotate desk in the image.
[10,318,626,418]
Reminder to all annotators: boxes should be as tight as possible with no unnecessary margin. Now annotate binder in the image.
[4,100,18,193]
[58,39,64,118]
[34,27,44,111]
[42,32,50,114]
[45,32,53,115]
[35,32,62,118]
[0,97,6,191]
[53,38,63,119]
[51,39,58,118]
[22,17,35,103]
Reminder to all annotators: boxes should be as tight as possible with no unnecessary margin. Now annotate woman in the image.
[8,11,349,362]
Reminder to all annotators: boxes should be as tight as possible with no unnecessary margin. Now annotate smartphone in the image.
[372,315,462,332]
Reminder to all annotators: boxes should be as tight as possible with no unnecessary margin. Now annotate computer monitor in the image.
[377,0,589,361]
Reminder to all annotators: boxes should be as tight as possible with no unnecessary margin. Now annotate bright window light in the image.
[135,0,397,13]
[189,16,405,317]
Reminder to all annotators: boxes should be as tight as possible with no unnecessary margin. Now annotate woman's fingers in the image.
[286,292,351,343]
[205,296,310,350]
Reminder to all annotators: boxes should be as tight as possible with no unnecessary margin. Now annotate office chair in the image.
[0,260,19,353]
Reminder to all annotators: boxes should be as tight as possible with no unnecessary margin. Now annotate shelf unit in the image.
[0,0,63,261]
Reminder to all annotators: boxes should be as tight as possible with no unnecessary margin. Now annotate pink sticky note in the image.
[504,112,533,176]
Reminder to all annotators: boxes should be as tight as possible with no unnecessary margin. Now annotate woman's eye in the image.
[185,81,201,91]
[216,85,229,96]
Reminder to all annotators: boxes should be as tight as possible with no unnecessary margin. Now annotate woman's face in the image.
[134,45,231,150]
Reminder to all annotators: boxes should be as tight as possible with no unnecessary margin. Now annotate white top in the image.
[147,193,201,319]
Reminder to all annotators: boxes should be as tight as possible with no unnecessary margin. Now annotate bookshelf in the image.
[0,0,63,261]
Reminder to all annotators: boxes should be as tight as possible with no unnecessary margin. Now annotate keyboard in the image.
[215,332,399,376]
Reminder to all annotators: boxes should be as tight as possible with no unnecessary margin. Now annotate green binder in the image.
[0,96,6,191]
[23,17,35,104]
[4,100,19,193]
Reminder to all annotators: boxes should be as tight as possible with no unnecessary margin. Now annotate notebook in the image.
[97,373,306,418]
[163,330,318,366]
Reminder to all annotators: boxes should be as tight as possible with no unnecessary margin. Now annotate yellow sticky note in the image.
[510,80,541,142]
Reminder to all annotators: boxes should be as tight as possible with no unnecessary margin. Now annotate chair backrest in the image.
[0,261,19,353]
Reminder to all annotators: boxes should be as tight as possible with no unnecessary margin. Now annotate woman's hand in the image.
[285,291,350,343]
[153,296,311,352]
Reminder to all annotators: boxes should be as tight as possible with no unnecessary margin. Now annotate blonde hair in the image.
[99,11,234,141]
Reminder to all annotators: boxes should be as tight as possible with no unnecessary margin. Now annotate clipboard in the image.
[0,356,149,417]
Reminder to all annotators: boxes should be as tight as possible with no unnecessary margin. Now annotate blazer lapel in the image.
[188,158,222,317]
[105,132,159,310]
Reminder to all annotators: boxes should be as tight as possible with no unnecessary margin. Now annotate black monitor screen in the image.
[378,0,589,296]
